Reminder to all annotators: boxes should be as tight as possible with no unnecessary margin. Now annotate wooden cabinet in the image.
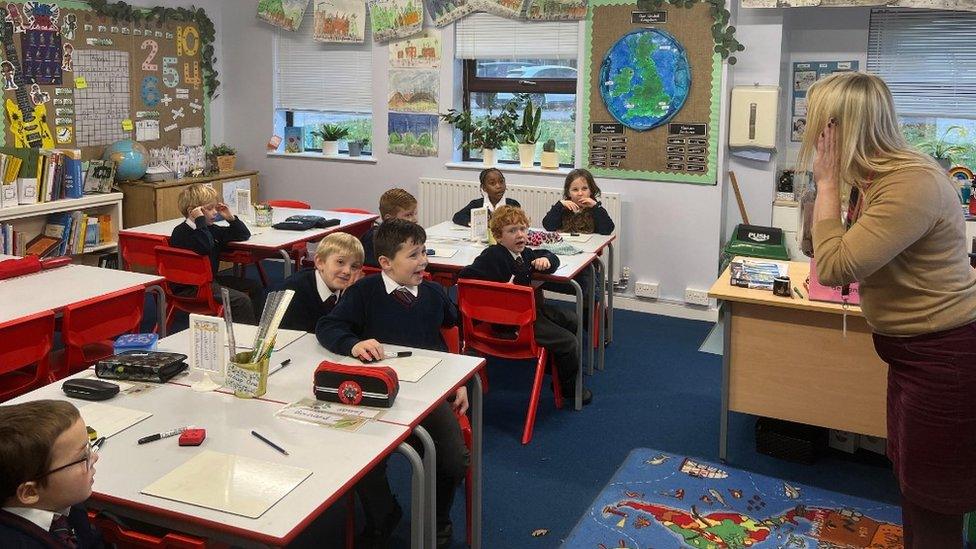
[118,171,259,228]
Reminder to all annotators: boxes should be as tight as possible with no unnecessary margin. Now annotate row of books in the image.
[0,147,117,208]
[0,212,113,257]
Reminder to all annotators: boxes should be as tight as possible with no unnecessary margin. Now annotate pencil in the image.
[793,286,805,299]
[251,430,289,456]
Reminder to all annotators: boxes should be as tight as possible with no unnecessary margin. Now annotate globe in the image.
[103,139,149,181]
[599,28,691,131]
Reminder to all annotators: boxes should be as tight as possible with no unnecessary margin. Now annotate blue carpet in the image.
[140,264,900,548]
[564,448,901,548]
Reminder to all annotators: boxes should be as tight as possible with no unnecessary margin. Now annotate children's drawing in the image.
[257,0,311,32]
[388,112,437,157]
[525,0,587,20]
[24,2,58,31]
[368,0,422,43]
[389,30,440,68]
[468,0,525,19]
[425,0,471,27]
[313,0,365,43]
[388,69,438,113]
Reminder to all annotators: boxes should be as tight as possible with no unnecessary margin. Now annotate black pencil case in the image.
[273,215,341,231]
[95,351,188,383]
[62,379,120,401]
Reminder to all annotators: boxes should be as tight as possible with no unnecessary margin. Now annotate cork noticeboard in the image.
[582,0,721,184]
[0,1,208,160]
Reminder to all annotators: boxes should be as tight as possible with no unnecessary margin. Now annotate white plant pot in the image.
[323,141,339,156]
[540,151,559,170]
[518,143,536,168]
[482,148,497,167]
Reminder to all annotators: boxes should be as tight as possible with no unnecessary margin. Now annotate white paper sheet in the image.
[141,450,312,519]
[428,246,458,258]
[560,233,593,243]
[338,354,442,383]
[79,403,152,438]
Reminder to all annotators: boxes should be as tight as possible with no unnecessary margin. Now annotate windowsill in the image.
[267,151,378,163]
[445,161,572,176]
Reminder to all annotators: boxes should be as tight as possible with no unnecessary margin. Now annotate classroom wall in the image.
[217,0,731,310]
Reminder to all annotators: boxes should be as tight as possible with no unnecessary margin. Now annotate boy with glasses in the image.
[0,400,103,548]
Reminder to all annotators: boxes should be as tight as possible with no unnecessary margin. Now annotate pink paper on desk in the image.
[808,259,860,305]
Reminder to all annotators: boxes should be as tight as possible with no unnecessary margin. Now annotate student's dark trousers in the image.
[357,401,470,529]
[534,302,580,392]
[213,276,265,325]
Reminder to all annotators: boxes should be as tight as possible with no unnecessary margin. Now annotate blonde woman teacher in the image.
[802,72,976,548]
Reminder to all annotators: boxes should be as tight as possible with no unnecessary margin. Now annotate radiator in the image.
[418,177,621,278]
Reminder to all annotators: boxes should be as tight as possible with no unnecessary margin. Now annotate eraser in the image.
[178,428,206,446]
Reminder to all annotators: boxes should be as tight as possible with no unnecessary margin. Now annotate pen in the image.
[383,351,412,359]
[269,358,292,376]
[138,426,190,445]
[251,430,289,456]
[93,437,105,450]
[793,286,805,299]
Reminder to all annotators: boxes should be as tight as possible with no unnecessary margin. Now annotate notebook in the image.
[807,259,860,305]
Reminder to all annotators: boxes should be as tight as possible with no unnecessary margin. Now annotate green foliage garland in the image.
[636,0,744,64]
[88,0,220,97]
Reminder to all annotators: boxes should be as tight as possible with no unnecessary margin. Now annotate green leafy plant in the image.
[916,125,970,164]
[89,0,220,97]
[310,124,350,141]
[440,98,521,151]
[514,94,543,145]
[542,139,556,153]
[637,0,744,64]
[207,143,236,157]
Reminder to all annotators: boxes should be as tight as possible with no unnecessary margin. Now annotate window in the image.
[868,9,976,167]
[456,13,579,165]
[274,15,373,153]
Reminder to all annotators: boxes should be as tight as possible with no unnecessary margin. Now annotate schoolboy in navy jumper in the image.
[317,220,468,549]
[460,205,592,405]
[168,183,264,324]
[452,167,522,226]
[360,188,418,267]
[278,233,364,332]
[0,400,104,548]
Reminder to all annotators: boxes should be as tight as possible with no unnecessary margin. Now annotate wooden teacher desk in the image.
[708,259,888,462]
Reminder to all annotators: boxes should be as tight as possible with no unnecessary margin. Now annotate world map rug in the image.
[563,448,902,548]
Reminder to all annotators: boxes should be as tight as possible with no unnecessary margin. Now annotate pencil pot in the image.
[254,205,274,227]
[227,351,269,399]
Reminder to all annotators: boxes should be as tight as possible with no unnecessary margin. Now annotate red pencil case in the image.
[314,360,399,407]
[0,255,41,280]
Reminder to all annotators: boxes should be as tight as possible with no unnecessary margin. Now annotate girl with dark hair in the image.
[451,168,522,226]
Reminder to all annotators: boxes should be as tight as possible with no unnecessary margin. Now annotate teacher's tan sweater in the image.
[813,168,976,336]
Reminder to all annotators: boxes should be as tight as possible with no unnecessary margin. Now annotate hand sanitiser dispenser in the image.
[729,86,779,150]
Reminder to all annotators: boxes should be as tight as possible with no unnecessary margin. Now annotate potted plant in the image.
[440,99,520,166]
[360,135,371,155]
[540,139,559,169]
[515,95,542,168]
[348,138,363,157]
[917,125,969,170]
[208,143,237,173]
[310,123,349,156]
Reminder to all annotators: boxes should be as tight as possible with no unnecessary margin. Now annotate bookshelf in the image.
[0,193,123,264]
[119,171,260,228]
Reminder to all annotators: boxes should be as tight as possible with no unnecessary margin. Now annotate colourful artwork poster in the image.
[388,113,437,157]
[425,0,472,27]
[388,69,438,113]
[468,0,526,18]
[368,0,423,43]
[257,0,311,31]
[525,0,587,19]
[313,0,366,43]
[389,30,441,69]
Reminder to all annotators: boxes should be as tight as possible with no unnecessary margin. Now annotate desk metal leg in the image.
[278,249,293,277]
[471,371,483,549]
[569,279,584,411]
[719,303,731,463]
[586,264,596,376]
[396,442,426,549]
[595,260,606,372]
[413,426,436,549]
[607,242,615,344]
[147,284,167,338]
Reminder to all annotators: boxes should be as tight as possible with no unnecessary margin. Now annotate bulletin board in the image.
[581,0,721,184]
[0,1,208,160]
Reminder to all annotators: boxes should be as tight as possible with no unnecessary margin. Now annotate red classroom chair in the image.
[155,245,224,332]
[0,311,55,402]
[233,200,313,279]
[457,279,563,445]
[119,233,170,273]
[54,287,146,379]
[267,199,312,209]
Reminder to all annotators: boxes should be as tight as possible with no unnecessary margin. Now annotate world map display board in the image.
[582,0,721,184]
[0,1,208,160]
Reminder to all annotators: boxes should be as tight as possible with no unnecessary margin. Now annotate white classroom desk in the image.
[119,209,378,277]
[157,330,488,549]
[8,371,425,549]
[424,221,601,396]
[0,262,168,336]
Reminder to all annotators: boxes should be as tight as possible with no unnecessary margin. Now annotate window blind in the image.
[274,13,373,112]
[455,13,579,60]
[868,9,976,118]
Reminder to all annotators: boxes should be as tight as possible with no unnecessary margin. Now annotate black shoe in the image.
[358,502,402,549]
[554,383,593,406]
[581,387,593,406]
[436,521,453,549]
